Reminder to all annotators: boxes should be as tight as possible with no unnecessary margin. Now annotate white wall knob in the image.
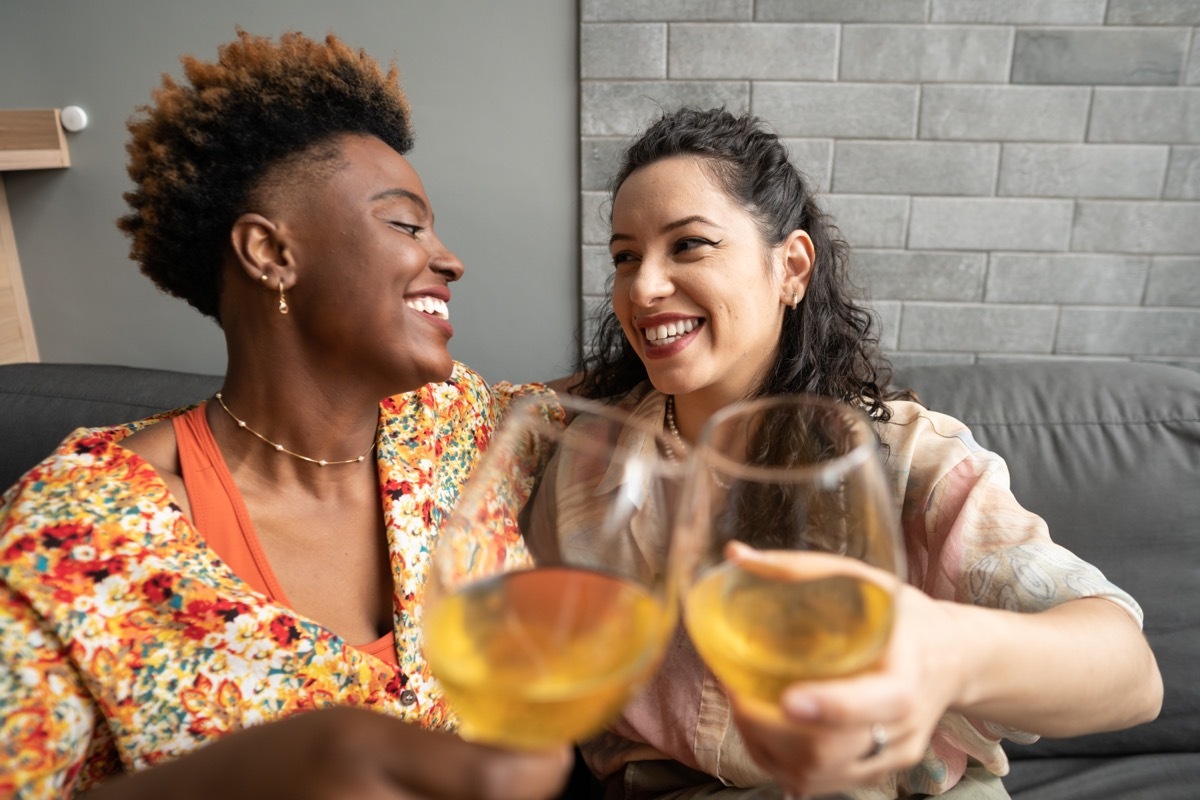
[60,105,88,132]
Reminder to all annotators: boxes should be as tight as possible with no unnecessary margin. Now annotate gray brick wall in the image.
[580,2,1200,371]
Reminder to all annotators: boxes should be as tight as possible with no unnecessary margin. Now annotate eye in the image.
[673,236,720,255]
[388,221,424,237]
[611,250,639,269]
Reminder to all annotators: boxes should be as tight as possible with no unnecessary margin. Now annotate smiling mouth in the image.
[406,296,449,320]
[643,318,702,346]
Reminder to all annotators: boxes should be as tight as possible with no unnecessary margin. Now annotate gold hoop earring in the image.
[278,280,289,315]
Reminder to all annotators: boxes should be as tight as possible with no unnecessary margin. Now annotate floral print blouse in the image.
[0,363,562,798]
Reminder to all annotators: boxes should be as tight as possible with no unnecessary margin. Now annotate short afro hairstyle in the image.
[118,29,414,322]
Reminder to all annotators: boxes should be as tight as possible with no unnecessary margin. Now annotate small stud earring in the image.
[791,291,799,309]
[260,273,269,283]
[278,280,289,315]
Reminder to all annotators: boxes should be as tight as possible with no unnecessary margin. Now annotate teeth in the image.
[406,296,449,320]
[645,318,698,345]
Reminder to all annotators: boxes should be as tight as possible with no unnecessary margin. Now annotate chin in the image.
[644,370,695,398]
[422,358,456,386]
[388,354,456,396]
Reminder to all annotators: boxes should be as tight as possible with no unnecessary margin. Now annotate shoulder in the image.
[380,363,490,432]
[383,362,559,422]
[875,400,1012,507]
[0,419,185,610]
[2,411,184,539]
[448,363,565,430]
[121,410,191,482]
[877,400,995,462]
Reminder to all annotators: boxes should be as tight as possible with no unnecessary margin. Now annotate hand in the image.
[84,706,573,800]
[725,546,958,797]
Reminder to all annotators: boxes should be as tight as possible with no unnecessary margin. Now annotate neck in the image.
[212,391,378,468]
[211,370,384,481]
[668,386,752,446]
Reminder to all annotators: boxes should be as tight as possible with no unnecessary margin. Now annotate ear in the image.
[229,213,296,288]
[778,229,815,305]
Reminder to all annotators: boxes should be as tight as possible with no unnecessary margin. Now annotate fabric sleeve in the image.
[893,406,1144,768]
[908,413,1143,625]
[490,379,565,429]
[443,362,566,446]
[452,362,567,506]
[0,580,101,798]
[430,365,567,575]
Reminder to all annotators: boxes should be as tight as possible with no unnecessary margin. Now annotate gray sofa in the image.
[1,360,1197,799]
[891,360,1200,800]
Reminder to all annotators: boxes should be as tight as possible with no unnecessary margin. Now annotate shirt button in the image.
[399,689,417,706]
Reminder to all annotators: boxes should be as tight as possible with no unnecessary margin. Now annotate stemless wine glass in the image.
[681,394,905,726]
[422,394,688,750]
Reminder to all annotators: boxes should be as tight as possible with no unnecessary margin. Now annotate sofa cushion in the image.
[0,362,221,491]
[1001,753,1200,800]
[892,361,1200,760]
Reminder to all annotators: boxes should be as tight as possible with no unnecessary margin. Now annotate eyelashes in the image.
[388,221,424,237]
[674,236,721,254]
[611,237,723,268]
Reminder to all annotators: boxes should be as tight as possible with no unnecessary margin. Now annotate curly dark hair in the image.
[576,107,906,420]
[117,29,414,322]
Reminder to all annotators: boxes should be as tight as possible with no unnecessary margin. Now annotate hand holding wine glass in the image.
[680,394,906,797]
[422,395,686,751]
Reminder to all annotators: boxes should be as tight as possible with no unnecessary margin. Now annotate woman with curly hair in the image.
[0,30,571,799]
[557,107,1161,798]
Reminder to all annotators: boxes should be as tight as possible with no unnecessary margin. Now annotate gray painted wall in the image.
[0,0,578,384]
[580,0,1200,371]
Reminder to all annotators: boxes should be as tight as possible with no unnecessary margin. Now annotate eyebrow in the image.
[609,215,720,246]
[370,188,430,218]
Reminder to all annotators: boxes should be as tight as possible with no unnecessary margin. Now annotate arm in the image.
[0,581,106,798]
[942,594,1161,735]
[81,707,570,800]
[1,581,570,800]
[727,547,1162,798]
[1,531,568,800]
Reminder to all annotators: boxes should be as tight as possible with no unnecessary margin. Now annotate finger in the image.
[777,728,913,797]
[725,542,892,585]
[780,669,915,726]
[828,720,938,791]
[732,710,908,797]
[807,725,915,796]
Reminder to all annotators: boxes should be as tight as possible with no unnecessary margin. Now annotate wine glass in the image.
[422,394,688,750]
[680,393,905,732]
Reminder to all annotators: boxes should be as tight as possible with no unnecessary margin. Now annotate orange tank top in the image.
[173,405,398,667]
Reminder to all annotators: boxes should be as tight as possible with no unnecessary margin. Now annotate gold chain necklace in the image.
[213,392,377,467]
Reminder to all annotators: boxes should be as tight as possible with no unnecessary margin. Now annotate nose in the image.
[429,235,465,283]
[625,254,672,307]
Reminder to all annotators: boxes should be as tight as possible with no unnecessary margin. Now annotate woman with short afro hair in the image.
[0,29,571,799]
[119,29,415,323]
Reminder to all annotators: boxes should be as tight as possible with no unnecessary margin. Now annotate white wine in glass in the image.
[423,395,687,750]
[681,394,905,719]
